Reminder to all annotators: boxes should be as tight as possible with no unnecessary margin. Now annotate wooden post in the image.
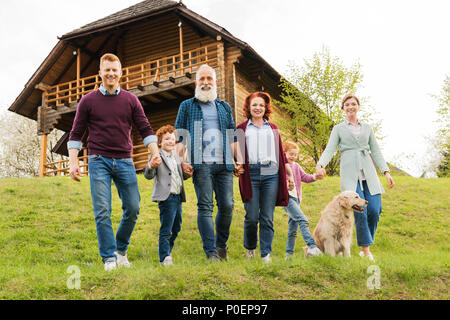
[39,134,48,178]
[216,36,226,100]
[179,21,184,76]
[76,48,81,101]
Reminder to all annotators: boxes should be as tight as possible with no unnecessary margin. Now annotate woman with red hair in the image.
[237,92,294,263]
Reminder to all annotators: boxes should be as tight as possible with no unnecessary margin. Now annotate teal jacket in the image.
[318,121,389,195]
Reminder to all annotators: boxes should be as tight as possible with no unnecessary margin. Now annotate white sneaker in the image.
[359,251,375,261]
[246,249,256,259]
[262,254,272,263]
[115,252,131,268]
[104,260,117,271]
[161,255,173,266]
[307,247,323,257]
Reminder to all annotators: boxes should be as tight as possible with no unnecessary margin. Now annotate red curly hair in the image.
[243,92,274,120]
[156,125,176,147]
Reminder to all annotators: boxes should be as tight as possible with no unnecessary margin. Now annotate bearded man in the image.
[175,64,243,261]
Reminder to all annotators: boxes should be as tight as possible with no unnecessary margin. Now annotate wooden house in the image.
[8,0,283,177]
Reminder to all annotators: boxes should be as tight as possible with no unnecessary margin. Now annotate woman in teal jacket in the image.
[316,94,395,261]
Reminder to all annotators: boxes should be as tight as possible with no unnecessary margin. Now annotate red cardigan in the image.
[237,120,289,207]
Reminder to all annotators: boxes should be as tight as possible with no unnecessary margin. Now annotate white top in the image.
[161,150,183,194]
[245,119,277,165]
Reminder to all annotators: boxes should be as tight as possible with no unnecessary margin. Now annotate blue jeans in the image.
[88,155,140,263]
[192,164,234,257]
[283,196,317,254]
[158,193,182,262]
[354,180,382,247]
[243,164,279,257]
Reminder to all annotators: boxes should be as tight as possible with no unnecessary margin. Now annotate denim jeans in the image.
[88,155,140,263]
[354,180,382,247]
[192,163,234,257]
[158,193,182,262]
[243,164,279,257]
[283,196,317,254]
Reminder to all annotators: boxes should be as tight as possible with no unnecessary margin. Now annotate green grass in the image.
[0,175,448,299]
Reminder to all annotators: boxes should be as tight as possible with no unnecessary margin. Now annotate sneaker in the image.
[246,249,256,259]
[217,247,228,261]
[161,255,173,266]
[359,251,375,261]
[115,251,131,268]
[285,253,293,261]
[104,260,117,271]
[307,247,323,257]
[207,253,221,262]
[262,254,272,263]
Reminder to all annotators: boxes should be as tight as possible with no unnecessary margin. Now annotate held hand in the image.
[288,177,295,191]
[233,163,245,177]
[385,172,395,189]
[181,161,193,178]
[69,164,81,182]
[150,156,162,168]
[315,172,324,180]
[315,165,326,178]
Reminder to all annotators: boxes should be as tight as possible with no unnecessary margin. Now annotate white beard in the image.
[195,84,217,103]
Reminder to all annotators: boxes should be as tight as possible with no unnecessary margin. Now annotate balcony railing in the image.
[44,44,218,108]
[43,144,150,177]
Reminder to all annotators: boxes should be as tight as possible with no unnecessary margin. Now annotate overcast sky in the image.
[1,0,449,176]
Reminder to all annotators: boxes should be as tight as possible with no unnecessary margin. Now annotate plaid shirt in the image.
[175,97,237,171]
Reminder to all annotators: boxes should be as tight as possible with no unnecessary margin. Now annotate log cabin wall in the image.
[121,13,216,68]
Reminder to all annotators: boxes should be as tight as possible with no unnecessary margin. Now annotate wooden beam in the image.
[80,33,116,76]
[76,48,81,101]
[129,76,195,99]
[39,134,48,178]
[35,82,50,91]
[53,39,90,85]
[179,21,184,76]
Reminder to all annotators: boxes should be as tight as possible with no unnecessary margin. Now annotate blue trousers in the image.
[158,193,182,262]
[192,164,234,257]
[88,155,140,263]
[283,196,317,253]
[243,164,279,257]
[354,180,382,247]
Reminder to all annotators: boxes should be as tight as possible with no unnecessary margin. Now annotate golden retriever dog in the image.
[306,191,368,257]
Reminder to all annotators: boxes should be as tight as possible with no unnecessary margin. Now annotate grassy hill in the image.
[0,175,448,300]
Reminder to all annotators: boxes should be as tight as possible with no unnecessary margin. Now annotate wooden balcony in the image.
[44,44,218,108]
[42,144,150,177]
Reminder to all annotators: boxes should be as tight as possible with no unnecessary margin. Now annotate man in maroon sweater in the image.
[68,53,160,271]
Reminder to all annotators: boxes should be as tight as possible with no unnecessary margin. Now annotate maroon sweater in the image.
[69,89,154,158]
[237,120,289,207]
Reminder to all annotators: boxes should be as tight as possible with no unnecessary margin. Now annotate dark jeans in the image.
[158,193,183,262]
[192,163,234,257]
[243,164,279,257]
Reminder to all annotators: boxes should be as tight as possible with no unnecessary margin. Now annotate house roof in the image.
[61,0,179,40]
[9,0,282,122]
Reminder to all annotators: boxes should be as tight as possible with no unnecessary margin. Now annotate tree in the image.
[423,75,450,177]
[274,47,381,175]
[0,111,65,178]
